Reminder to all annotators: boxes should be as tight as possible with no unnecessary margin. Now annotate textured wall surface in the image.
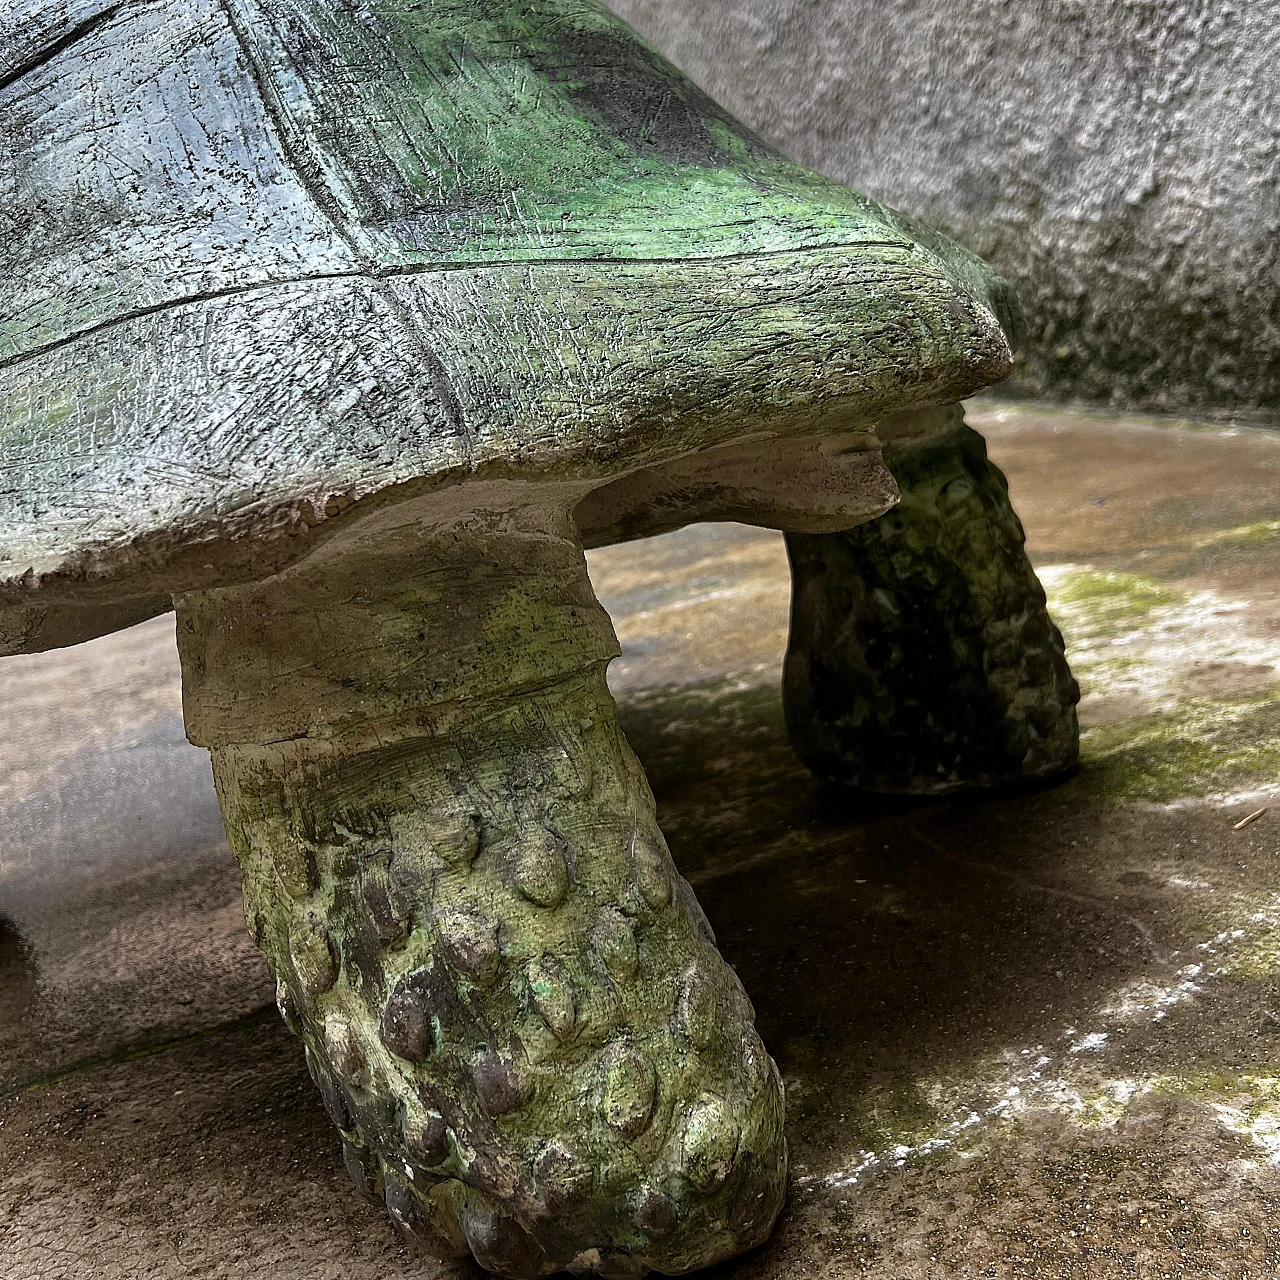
[613,0,1280,418]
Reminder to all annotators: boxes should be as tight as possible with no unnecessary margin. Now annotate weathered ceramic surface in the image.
[612,0,1280,419]
[7,406,1280,1276]
[0,0,1013,614]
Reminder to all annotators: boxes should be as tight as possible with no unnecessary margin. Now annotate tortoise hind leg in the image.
[784,404,1080,796]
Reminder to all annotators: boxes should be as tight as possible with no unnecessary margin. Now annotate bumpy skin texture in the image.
[175,523,786,1277]
[611,0,1280,419]
[784,407,1080,795]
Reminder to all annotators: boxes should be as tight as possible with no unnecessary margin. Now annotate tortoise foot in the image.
[234,673,784,1275]
[785,404,1081,796]
[175,523,785,1277]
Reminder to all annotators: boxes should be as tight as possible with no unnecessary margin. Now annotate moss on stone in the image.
[1077,694,1280,803]
[1196,519,1280,549]
[1047,570,1180,638]
[1033,564,1280,801]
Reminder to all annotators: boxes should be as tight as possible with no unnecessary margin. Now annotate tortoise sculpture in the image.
[0,0,1079,1274]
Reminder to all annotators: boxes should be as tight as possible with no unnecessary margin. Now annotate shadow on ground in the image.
[4,403,1280,1277]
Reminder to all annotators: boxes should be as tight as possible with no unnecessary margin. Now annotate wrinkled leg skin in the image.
[173,517,785,1279]
[784,404,1081,795]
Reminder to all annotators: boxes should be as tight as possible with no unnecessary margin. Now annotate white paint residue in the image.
[1101,967,1204,1022]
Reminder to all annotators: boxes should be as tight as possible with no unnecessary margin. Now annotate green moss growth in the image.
[1078,693,1280,802]
[1048,569,1181,638]
[1196,519,1280,549]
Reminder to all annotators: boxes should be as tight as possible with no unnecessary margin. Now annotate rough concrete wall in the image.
[612,0,1280,419]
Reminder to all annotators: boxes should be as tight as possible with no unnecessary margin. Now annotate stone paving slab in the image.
[0,615,272,1094]
[5,402,1280,1277]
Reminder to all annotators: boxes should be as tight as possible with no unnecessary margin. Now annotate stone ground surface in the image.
[6,402,1280,1277]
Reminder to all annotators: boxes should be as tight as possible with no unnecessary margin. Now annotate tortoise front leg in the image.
[173,519,785,1278]
[784,404,1080,795]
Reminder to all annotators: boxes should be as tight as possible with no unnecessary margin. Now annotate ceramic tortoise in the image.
[0,0,1079,1274]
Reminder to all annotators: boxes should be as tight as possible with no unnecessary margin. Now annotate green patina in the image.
[0,3,1106,1271]
[175,530,790,1276]
[223,0,1018,345]
[830,1050,1280,1178]
[847,1088,964,1160]
[1087,1070,1280,1136]
[1036,565,1280,801]
[783,418,1080,794]
[232,0,905,260]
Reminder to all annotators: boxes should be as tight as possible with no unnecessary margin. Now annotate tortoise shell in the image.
[0,0,1016,637]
